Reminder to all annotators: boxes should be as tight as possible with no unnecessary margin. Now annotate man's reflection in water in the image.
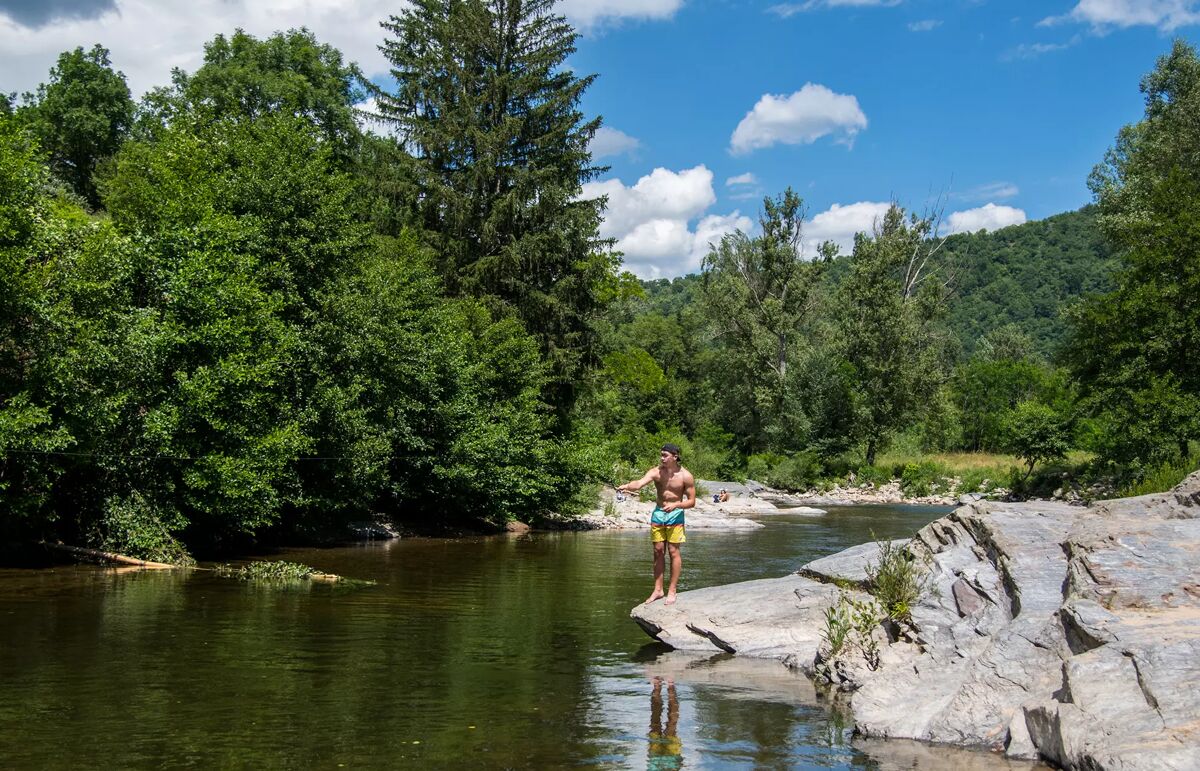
[647,676,683,770]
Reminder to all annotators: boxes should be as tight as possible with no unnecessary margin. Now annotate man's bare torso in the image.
[652,465,693,507]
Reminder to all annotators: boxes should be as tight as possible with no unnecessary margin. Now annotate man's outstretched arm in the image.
[618,469,656,492]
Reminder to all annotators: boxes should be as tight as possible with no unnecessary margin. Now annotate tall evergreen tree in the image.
[374,0,617,412]
[1067,39,1200,469]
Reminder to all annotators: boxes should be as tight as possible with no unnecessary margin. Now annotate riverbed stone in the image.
[628,472,1200,769]
[576,491,765,531]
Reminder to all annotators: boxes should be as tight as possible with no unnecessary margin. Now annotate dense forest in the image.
[1,1,1197,561]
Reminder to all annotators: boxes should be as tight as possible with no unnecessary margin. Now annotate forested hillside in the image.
[940,207,1116,358]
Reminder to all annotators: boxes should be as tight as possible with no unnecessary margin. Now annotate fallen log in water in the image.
[39,541,178,569]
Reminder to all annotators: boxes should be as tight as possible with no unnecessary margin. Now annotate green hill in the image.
[638,206,1116,359]
[938,206,1116,358]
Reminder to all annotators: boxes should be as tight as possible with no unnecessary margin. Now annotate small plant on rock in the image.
[820,592,884,672]
[866,537,927,623]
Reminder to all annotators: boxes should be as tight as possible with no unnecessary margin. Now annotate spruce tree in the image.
[374,0,616,413]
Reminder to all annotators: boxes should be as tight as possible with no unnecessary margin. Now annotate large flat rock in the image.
[630,574,849,668]
[627,472,1200,769]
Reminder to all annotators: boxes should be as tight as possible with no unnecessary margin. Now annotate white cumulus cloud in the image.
[0,0,683,98]
[589,126,641,159]
[730,83,867,155]
[0,0,400,98]
[803,201,892,256]
[1040,0,1200,31]
[726,172,758,187]
[946,203,1027,234]
[582,165,752,278]
[557,0,684,31]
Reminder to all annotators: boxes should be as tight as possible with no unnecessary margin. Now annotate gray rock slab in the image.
[630,574,848,670]
[798,539,906,586]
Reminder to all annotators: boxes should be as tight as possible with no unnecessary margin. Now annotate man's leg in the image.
[646,540,666,603]
[665,542,682,604]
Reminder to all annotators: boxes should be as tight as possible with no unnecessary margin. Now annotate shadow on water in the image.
[0,504,1046,768]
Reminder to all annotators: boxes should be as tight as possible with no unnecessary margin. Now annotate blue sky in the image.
[2,0,1196,276]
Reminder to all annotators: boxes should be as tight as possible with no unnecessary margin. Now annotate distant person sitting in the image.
[718,488,729,503]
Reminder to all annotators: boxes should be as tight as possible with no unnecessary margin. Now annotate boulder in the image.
[628,473,1200,769]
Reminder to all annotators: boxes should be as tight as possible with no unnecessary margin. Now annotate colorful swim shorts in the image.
[650,506,686,543]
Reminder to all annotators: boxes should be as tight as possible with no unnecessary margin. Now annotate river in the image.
[0,505,1041,769]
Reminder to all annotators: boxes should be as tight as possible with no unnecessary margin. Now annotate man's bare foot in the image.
[644,590,665,604]
[664,592,677,606]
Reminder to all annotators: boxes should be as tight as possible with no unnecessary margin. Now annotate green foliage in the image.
[1117,450,1200,497]
[375,0,618,412]
[154,29,365,147]
[856,465,892,488]
[820,593,882,669]
[865,538,926,623]
[1003,401,1071,482]
[215,560,318,582]
[1067,39,1200,468]
[95,492,193,566]
[956,468,992,494]
[16,44,133,206]
[742,451,823,491]
[938,208,1116,358]
[899,461,946,497]
[836,205,953,465]
[700,188,831,452]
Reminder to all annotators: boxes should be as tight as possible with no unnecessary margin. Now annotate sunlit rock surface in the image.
[631,471,1200,770]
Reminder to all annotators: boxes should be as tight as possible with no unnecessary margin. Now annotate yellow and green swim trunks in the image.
[650,506,686,543]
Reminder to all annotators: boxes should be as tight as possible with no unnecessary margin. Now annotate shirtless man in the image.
[618,444,696,605]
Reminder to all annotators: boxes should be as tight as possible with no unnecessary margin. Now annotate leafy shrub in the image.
[856,464,892,488]
[956,468,991,494]
[1003,400,1071,482]
[1118,452,1200,497]
[767,451,824,491]
[745,452,784,483]
[865,537,926,622]
[899,461,945,497]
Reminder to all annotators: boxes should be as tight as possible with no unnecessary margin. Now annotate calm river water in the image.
[0,505,1042,769]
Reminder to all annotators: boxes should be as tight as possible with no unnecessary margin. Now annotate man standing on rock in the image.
[618,444,696,606]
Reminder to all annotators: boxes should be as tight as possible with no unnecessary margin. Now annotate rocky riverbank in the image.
[549,483,828,532]
[630,472,1200,770]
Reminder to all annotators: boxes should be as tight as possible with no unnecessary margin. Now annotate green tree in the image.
[1067,39,1200,468]
[837,205,952,465]
[141,29,364,149]
[1003,401,1070,483]
[374,0,617,412]
[700,188,832,452]
[18,44,134,207]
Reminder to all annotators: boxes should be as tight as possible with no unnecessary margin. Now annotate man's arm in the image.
[618,468,657,493]
[680,472,697,509]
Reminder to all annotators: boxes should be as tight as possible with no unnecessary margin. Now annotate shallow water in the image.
[0,506,1043,769]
